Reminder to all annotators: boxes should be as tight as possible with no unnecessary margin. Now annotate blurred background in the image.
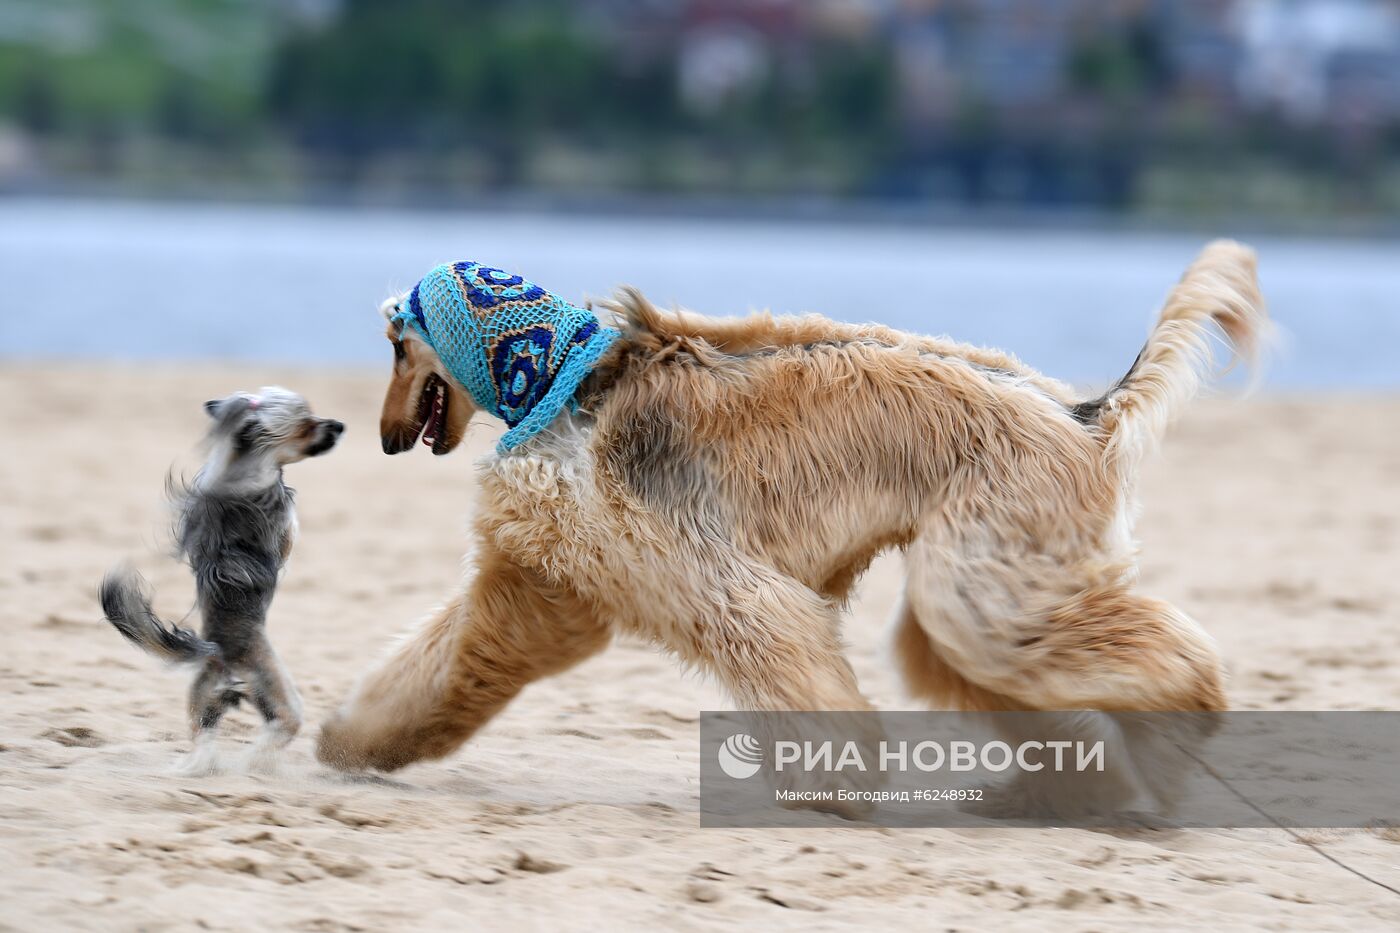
[1,0,1398,385]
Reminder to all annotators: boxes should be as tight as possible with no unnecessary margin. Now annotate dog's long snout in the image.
[381,427,415,455]
[326,420,345,437]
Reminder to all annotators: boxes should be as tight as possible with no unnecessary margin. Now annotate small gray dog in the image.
[101,387,343,774]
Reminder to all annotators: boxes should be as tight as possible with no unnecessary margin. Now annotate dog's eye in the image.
[394,341,406,363]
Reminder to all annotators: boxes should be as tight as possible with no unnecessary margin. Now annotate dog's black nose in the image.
[326,420,345,436]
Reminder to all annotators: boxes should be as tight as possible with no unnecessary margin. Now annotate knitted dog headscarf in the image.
[390,260,620,453]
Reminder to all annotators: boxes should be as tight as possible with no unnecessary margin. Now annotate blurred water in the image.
[1,198,1396,388]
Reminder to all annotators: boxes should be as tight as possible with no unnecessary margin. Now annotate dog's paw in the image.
[958,771,1144,824]
[1108,809,1181,831]
[170,741,221,777]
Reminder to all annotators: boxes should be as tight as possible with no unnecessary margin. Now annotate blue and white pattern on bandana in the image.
[390,261,620,452]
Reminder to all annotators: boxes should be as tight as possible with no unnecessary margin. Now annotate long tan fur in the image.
[1098,239,1268,473]
[319,240,1267,818]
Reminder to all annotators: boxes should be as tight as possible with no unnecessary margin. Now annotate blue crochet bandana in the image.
[390,260,620,453]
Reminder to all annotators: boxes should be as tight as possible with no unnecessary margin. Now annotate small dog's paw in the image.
[170,742,220,777]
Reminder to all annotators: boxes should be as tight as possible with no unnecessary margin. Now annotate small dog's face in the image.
[379,300,475,456]
[204,387,344,466]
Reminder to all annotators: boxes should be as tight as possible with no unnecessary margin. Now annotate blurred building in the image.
[1,0,1398,216]
[1235,0,1400,124]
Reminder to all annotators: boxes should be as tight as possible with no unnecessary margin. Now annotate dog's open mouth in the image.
[417,374,448,454]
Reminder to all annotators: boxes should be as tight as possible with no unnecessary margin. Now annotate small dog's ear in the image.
[204,399,222,418]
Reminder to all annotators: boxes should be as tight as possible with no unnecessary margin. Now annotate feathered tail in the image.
[1088,239,1269,473]
[100,565,218,664]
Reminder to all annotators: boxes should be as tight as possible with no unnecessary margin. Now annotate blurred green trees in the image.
[1,0,1397,219]
[0,0,267,141]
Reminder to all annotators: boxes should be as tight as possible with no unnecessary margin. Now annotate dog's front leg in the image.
[316,548,609,773]
[683,560,869,714]
[685,560,884,817]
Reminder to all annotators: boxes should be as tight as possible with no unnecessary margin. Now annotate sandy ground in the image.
[2,363,1399,932]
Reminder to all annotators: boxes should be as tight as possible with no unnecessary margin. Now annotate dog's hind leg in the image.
[900,530,1225,818]
[317,547,610,773]
[173,659,230,776]
[889,588,1020,713]
[242,637,303,775]
[902,508,1229,706]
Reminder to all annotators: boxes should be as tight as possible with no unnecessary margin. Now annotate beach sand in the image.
[2,363,1399,931]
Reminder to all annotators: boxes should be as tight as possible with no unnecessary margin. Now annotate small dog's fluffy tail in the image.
[1091,239,1268,474]
[101,565,218,664]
